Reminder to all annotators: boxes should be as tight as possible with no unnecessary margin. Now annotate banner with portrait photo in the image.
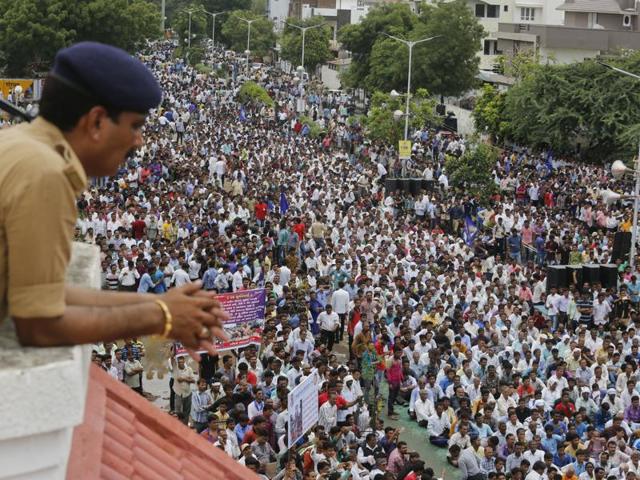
[287,375,319,449]
[175,288,266,356]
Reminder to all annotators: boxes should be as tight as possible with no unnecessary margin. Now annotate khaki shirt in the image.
[0,118,87,321]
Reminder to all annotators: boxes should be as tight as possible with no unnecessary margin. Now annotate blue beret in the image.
[51,41,162,112]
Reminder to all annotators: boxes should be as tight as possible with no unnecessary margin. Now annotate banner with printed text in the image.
[287,375,319,449]
[175,288,266,356]
[398,140,412,159]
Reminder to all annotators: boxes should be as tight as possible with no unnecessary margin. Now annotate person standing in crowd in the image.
[172,355,196,424]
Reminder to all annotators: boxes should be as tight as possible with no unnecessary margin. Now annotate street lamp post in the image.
[161,0,166,35]
[201,10,227,46]
[608,157,640,270]
[284,22,326,75]
[236,16,260,75]
[599,61,640,270]
[184,9,197,48]
[383,33,440,141]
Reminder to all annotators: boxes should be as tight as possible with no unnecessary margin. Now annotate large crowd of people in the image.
[86,40,640,480]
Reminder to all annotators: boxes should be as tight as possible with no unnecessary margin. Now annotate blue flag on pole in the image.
[279,191,289,215]
[239,106,247,122]
[545,149,554,172]
[463,215,479,246]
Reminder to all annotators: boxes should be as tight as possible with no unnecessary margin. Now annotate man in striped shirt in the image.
[576,291,593,327]
[191,377,214,433]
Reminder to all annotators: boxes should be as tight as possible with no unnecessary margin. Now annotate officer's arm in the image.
[65,285,155,306]
[13,302,165,347]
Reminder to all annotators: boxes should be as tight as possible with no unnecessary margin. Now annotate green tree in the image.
[494,49,540,79]
[472,84,508,142]
[0,0,161,77]
[364,89,439,144]
[237,80,274,106]
[280,17,331,71]
[172,5,208,47]
[339,3,418,89]
[340,0,483,96]
[445,143,498,202]
[221,10,275,57]
[488,50,640,160]
[411,0,484,96]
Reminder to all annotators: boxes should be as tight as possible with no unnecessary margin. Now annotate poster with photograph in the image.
[287,375,319,449]
[175,288,266,356]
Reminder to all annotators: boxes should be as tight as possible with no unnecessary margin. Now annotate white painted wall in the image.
[268,0,291,30]
[444,104,475,137]
[321,65,342,89]
[540,46,599,63]
[0,242,99,480]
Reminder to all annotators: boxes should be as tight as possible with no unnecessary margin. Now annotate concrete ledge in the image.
[0,242,100,480]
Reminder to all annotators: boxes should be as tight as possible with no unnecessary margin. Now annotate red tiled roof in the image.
[67,364,259,480]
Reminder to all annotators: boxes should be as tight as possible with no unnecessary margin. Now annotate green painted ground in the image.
[377,382,460,480]
[333,342,459,479]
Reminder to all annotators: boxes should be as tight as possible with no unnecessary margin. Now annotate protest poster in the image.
[398,140,412,159]
[287,375,319,449]
[175,288,266,356]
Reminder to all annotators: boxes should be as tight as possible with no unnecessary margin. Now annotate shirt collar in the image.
[29,117,88,196]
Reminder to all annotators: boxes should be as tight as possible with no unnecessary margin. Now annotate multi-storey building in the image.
[490,0,640,65]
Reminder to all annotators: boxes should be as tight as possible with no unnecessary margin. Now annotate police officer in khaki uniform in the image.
[0,42,226,353]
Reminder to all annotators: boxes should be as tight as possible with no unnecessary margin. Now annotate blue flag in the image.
[463,215,478,246]
[239,106,247,122]
[279,191,289,215]
[545,149,553,172]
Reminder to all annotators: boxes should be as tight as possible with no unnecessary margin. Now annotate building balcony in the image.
[497,22,640,50]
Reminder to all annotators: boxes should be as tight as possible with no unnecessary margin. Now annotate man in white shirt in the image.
[427,402,451,447]
[318,392,338,430]
[118,260,140,291]
[318,304,340,351]
[232,268,244,292]
[593,292,612,327]
[415,389,435,427]
[331,281,351,342]
[171,263,191,287]
[247,389,265,420]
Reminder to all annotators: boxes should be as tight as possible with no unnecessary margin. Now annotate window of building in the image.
[504,5,508,11]
[475,3,486,17]
[483,39,499,55]
[487,5,499,17]
[520,7,535,21]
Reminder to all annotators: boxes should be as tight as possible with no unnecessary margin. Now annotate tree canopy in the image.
[149,0,251,31]
[280,17,331,71]
[364,89,439,145]
[0,0,161,76]
[474,50,640,160]
[445,143,499,202]
[339,1,484,97]
[173,6,208,46]
[237,80,273,106]
[221,10,275,57]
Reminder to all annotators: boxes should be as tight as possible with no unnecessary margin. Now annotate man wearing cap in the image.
[576,387,598,418]
[0,42,226,351]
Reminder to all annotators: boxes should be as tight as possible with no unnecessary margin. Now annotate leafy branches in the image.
[339,1,484,97]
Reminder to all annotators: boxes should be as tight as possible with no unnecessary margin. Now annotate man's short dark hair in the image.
[39,75,123,132]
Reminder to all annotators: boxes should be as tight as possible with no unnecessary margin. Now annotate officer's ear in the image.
[83,106,111,141]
